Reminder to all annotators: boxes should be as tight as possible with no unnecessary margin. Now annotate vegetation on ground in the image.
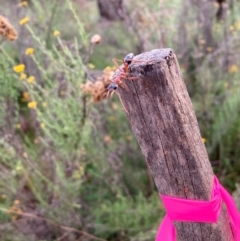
[0,0,239,240]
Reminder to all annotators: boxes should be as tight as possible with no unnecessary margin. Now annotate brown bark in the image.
[114,49,234,240]
[97,0,125,21]
[216,0,228,21]
[188,0,214,48]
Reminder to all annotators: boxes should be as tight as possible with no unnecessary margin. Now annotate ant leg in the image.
[113,76,128,91]
[118,96,129,115]
[112,58,123,70]
[113,58,124,63]
[126,76,139,81]
[122,106,129,115]
[110,91,115,98]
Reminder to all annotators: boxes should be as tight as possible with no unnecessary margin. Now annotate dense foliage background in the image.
[0,0,240,240]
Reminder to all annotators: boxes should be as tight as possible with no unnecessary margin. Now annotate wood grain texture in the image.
[114,49,234,240]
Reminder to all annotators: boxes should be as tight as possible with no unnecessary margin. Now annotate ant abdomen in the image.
[107,83,118,91]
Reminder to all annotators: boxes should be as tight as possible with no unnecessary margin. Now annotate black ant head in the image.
[107,83,118,91]
[124,53,134,65]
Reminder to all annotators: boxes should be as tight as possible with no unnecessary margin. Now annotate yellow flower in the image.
[109,116,117,122]
[27,76,35,83]
[104,66,111,72]
[23,152,28,158]
[0,194,6,201]
[28,101,37,109]
[20,73,27,80]
[111,103,118,110]
[16,163,23,173]
[13,200,20,205]
[229,25,235,31]
[126,135,133,142]
[235,21,240,30]
[224,82,229,88]
[13,64,25,73]
[40,123,45,128]
[72,166,85,180]
[53,30,60,36]
[19,17,29,25]
[201,138,207,143]
[25,47,34,55]
[42,102,47,107]
[16,124,21,129]
[18,1,28,7]
[228,65,238,73]
[7,199,22,221]
[22,91,31,102]
[87,63,95,69]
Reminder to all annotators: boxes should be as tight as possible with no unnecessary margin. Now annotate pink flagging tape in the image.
[155,176,240,241]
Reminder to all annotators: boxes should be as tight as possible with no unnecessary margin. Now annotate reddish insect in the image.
[107,53,155,97]
[107,53,136,97]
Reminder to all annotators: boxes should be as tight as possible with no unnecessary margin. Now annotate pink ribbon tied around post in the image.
[156,176,240,241]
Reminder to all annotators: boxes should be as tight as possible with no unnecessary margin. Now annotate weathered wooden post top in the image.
[113,49,235,240]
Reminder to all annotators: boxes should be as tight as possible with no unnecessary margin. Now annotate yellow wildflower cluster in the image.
[15,161,24,173]
[20,73,27,80]
[13,64,25,73]
[13,64,37,83]
[27,76,35,83]
[0,15,18,41]
[111,102,118,110]
[7,200,23,221]
[19,17,29,25]
[53,30,60,36]
[206,47,213,52]
[229,21,240,32]
[228,65,238,74]
[28,101,37,109]
[25,47,34,55]
[81,66,116,102]
[201,138,207,143]
[0,194,6,202]
[16,123,21,129]
[72,165,85,180]
[126,135,133,142]
[21,91,31,102]
[42,102,47,107]
[235,21,240,30]
[13,64,37,86]
[18,1,28,7]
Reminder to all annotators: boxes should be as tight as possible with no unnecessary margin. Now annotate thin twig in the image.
[0,207,106,241]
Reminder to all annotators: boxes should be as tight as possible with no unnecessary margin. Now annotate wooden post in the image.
[115,49,234,240]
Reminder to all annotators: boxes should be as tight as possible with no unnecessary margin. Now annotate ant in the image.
[107,53,139,97]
